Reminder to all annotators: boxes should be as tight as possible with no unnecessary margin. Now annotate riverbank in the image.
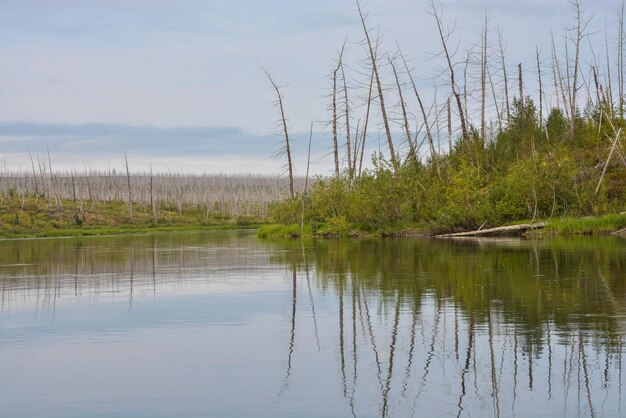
[257,213,626,239]
[0,196,261,239]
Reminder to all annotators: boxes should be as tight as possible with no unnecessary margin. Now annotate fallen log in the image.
[436,222,548,238]
[611,227,626,236]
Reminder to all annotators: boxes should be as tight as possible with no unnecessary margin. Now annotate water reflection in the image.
[0,232,625,418]
[270,237,626,418]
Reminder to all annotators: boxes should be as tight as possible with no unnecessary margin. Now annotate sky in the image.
[0,0,622,174]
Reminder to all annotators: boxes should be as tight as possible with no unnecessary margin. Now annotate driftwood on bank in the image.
[436,222,548,238]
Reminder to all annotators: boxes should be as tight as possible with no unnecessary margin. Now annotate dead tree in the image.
[359,68,375,178]
[397,48,437,163]
[388,55,416,161]
[537,47,544,130]
[261,66,295,198]
[356,0,398,171]
[569,0,591,129]
[124,152,133,223]
[617,0,624,119]
[340,47,352,175]
[518,63,524,105]
[498,27,511,125]
[481,12,488,142]
[431,1,469,144]
[331,45,345,177]
[552,31,571,121]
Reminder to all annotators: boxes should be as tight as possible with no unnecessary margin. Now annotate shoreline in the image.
[257,214,626,239]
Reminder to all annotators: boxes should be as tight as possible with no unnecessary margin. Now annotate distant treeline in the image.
[0,167,305,224]
[266,0,626,234]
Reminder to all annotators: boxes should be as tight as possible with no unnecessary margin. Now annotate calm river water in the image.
[1,231,625,418]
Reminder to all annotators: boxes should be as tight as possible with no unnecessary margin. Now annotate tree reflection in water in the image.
[0,233,624,417]
[270,236,626,418]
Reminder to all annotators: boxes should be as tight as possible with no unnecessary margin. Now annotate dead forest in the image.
[267,0,626,232]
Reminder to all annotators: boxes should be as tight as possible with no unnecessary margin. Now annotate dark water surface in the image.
[1,231,625,418]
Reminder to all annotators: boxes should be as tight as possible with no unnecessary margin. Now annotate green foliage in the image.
[0,196,263,238]
[269,98,626,236]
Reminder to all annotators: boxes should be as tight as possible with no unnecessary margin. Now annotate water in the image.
[1,231,625,418]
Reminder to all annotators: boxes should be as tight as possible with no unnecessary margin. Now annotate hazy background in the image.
[0,0,620,174]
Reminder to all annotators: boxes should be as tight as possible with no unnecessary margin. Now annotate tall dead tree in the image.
[124,152,133,223]
[518,63,524,105]
[431,1,469,144]
[569,0,591,129]
[359,69,375,178]
[605,28,615,115]
[340,48,352,175]
[498,27,511,125]
[481,12,488,142]
[398,48,436,162]
[617,0,624,119]
[388,55,416,161]
[552,31,571,121]
[331,45,345,177]
[447,97,452,153]
[261,66,294,198]
[356,0,398,171]
[537,47,544,130]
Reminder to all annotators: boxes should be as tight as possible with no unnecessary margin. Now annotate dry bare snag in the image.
[518,63,524,105]
[356,0,398,171]
[260,65,295,198]
[358,68,374,178]
[124,152,133,223]
[498,26,511,125]
[398,48,437,164]
[431,0,469,144]
[388,55,416,162]
[331,44,345,177]
[340,44,352,175]
[568,0,592,130]
[481,12,488,143]
[537,47,544,130]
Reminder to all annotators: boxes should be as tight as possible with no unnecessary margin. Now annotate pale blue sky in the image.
[0,0,620,173]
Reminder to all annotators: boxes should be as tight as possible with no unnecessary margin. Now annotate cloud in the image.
[0,122,344,173]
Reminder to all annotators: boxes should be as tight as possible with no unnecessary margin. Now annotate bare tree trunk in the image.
[571,0,586,130]
[340,51,352,175]
[487,65,502,131]
[596,128,622,194]
[518,63,524,106]
[332,56,341,177]
[431,0,469,144]
[605,28,615,115]
[149,165,156,220]
[481,12,488,142]
[301,122,313,234]
[28,150,39,199]
[552,32,571,120]
[447,97,452,154]
[359,69,374,178]
[47,148,61,211]
[498,26,511,125]
[617,0,624,119]
[388,55,416,162]
[537,47,544,131]
[352,119,360,173]
[398,48,436,163]
[124,152,133,223]
[261,66,294,198]
[356,0,398,171]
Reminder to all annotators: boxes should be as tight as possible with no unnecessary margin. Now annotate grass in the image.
[536,213,626,236]
[259,214,626,239]
[257,224,312,239]
[0,196,263,239]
